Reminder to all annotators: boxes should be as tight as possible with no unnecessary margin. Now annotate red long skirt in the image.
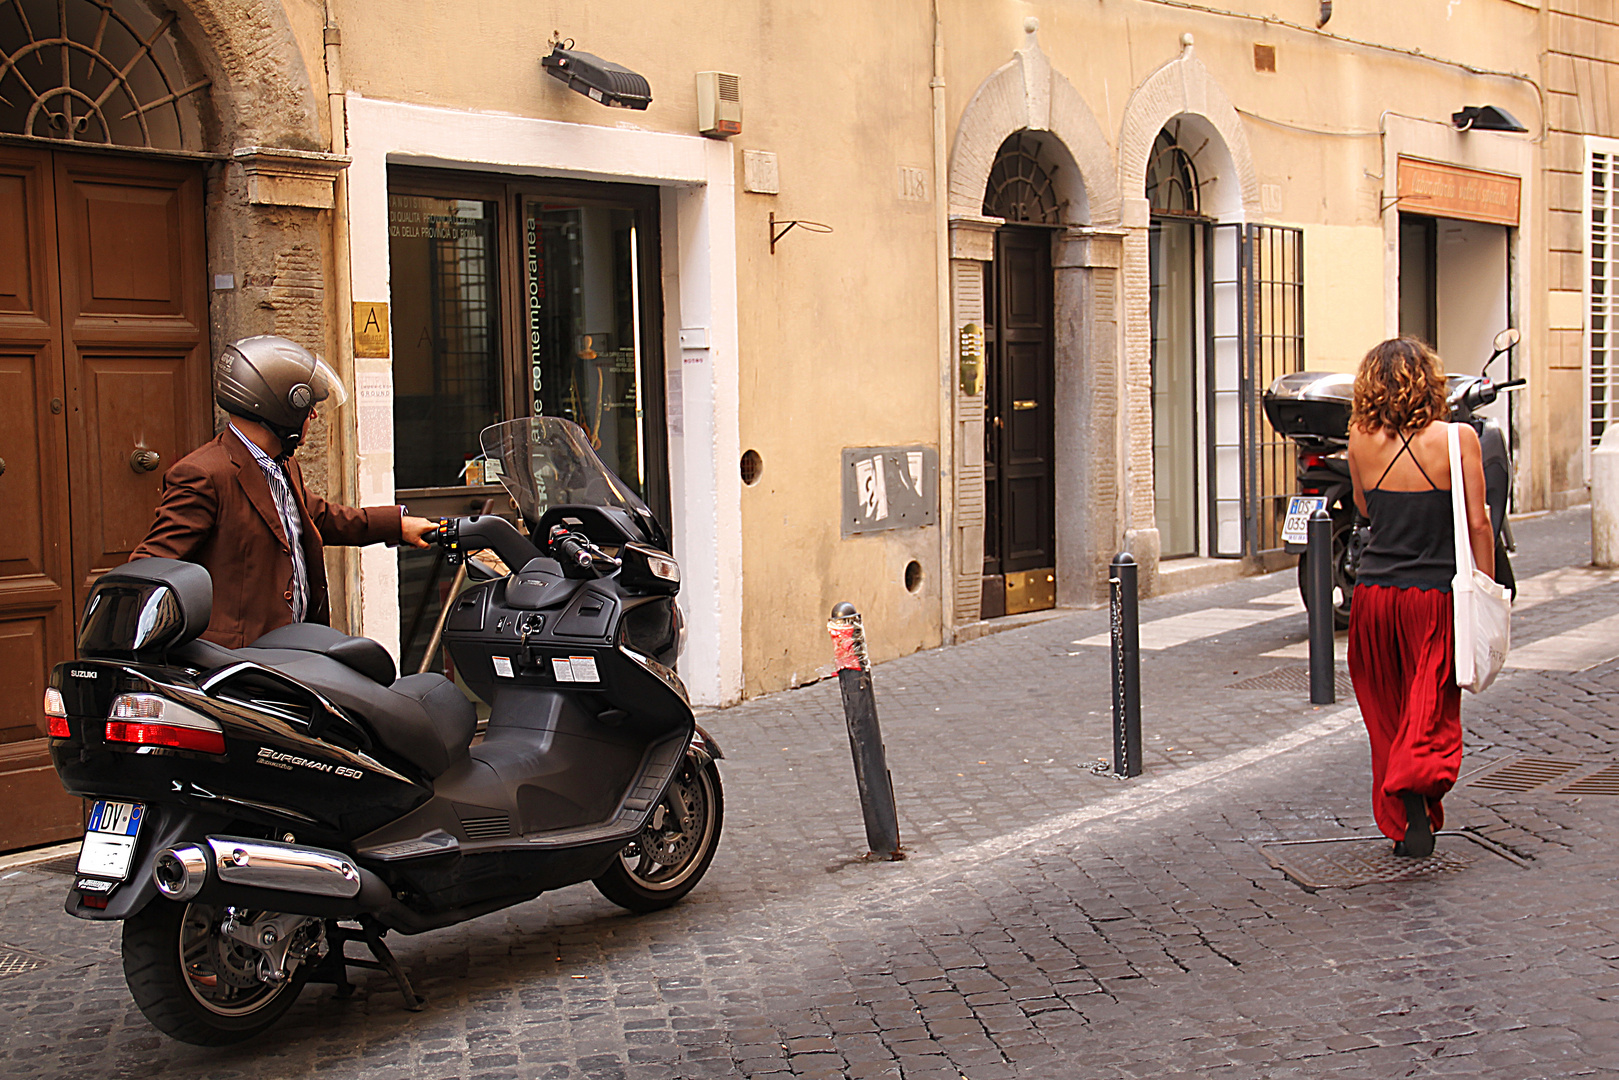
[1347,583,1463,841]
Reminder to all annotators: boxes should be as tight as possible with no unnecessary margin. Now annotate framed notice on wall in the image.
[841,446,938,536]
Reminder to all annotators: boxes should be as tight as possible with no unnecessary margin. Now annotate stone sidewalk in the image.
[3,508,1619,1078]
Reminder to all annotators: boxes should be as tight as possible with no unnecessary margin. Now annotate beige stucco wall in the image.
[142,0,1565,697]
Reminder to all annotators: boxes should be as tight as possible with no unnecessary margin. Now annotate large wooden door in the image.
[0,145,208,852]
[982,226,1056,617]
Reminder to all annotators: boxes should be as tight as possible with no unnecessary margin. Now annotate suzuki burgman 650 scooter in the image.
[45,416,722,1045]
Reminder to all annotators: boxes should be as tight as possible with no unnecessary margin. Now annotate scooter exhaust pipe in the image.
[154,836,381,909]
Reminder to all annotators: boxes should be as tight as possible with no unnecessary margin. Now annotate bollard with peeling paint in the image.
[827,603,903,860]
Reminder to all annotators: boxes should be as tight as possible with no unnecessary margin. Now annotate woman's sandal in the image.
[1398,792,1435,858]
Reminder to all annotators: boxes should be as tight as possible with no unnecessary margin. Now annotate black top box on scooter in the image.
[1262,371,1354,448]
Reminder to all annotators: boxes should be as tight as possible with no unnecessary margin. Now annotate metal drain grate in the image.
[0,947,51,980]
[1226,666,1354,699]
[1559,762,1619,797]
[1260,832,1524,890]
[1458,755,1619,798]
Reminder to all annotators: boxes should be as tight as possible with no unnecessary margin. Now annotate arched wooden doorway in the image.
[0,0,212,850]
[980,131,1059,617]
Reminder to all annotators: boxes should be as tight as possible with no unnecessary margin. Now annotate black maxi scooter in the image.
[1262,328,1524,627]
[44,416,722,1045]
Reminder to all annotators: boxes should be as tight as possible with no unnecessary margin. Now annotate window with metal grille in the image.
[1588,139,1619,468]
[983,131,1062,225]
[1210,223,1304,556]
[0,0,210,150]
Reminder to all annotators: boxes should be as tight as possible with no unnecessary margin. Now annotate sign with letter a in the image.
[353,301,391,358]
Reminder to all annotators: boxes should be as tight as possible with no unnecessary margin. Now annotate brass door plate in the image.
[1005,568,1055,614]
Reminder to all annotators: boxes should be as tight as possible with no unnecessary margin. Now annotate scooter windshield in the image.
[480,416,655,531]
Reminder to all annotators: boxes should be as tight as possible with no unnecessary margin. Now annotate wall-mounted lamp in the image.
[1451,105,1527,133]
[541,42,652,110]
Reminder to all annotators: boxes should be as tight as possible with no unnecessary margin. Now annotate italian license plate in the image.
[1281,496,1329,546]
[76,800,144,881]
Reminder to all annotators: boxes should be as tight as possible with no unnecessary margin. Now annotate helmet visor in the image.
[308,356,349,409]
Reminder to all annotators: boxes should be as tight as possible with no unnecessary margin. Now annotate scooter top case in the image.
[1263,371,1354,449]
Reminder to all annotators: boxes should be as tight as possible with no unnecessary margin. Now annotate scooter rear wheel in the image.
[594,758,723,914]
[122,898,313,1045]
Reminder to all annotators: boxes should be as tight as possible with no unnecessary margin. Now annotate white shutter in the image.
[1587,138,1619,476]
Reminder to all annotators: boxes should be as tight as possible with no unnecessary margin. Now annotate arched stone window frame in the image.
[945,29,1123,626]
[1115,45,1261,589]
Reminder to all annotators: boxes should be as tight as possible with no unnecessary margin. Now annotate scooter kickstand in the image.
[361,919,426,1011]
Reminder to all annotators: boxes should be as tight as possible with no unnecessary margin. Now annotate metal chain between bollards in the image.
[827,603,904,861]
[1110,553,1142,778]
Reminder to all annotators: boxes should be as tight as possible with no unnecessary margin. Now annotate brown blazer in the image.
[131,428,402,649]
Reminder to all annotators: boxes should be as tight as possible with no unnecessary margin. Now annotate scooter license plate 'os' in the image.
[1281,496,1329,546]
[76,800,144,881]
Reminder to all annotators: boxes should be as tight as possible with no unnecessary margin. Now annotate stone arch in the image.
[1118,47,1258,223]
[1114,46,1260,591]
[170,0,322,150]
[945,32,1123,628]
[948,35,1118,226]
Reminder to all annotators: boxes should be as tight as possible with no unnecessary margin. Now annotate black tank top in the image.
[1356,429,1456,590]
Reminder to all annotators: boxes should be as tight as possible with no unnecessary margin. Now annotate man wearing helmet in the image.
[132,336,437,650]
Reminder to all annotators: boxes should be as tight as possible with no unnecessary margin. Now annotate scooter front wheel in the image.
[122,898,316,1045]
[594,758,724,914]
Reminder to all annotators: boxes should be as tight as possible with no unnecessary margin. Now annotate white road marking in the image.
[1510,564,1619,612]
[781,706,1364,931]
[1073,601,1304,651]
[1504,609,1619,671]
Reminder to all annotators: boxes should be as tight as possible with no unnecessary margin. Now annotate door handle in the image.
[1013,399,1038,411]
[130,449,161,473]
[0,457,6,477]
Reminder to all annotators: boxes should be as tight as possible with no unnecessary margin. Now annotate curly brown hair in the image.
[1350,337,1449,435]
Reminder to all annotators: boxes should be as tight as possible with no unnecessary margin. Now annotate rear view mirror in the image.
[1493,328,1520,353]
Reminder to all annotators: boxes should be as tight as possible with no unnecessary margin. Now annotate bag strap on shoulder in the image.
[1449,422,1475,589]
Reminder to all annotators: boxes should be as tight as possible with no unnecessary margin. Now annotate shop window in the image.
[389,194,502,490]
[388,169,666,673]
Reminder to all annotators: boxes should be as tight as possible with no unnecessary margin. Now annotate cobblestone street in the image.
[5,508,1619,1078]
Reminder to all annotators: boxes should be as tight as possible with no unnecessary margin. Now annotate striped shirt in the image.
[231,424,308,622]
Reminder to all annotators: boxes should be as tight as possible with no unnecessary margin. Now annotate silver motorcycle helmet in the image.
[214,335,347,455]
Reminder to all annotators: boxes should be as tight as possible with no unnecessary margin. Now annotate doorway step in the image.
[1155,556,1249,597]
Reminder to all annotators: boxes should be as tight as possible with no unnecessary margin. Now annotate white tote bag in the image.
[1449,422,1511,692]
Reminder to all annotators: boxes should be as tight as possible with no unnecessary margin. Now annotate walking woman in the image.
[1346,337,1495,858]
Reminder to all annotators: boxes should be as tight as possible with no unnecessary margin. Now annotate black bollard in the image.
[827,604,903,860]
[1110,553,1142,777]
[1307,508,1336,705]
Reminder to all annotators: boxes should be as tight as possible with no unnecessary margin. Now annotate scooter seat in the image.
[248,623,397,685]
[169,638,477,779]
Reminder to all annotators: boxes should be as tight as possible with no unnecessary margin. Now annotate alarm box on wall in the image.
[696,72,741,137]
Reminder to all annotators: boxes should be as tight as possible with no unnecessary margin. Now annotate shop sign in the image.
[352,301,390,358]
[1395,157,1520,226]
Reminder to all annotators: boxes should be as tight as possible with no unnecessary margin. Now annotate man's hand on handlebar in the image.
[401,514,438,549]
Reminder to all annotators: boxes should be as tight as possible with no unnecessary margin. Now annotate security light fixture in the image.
[541,44,652,110]
[1451,105,1527,133]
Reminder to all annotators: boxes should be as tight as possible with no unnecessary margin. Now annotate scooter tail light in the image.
[44,688,68,737]
[1301,487,1321,495]
[1302,454,1325,469]
[105,721,226,755]
[105,694,225,754]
